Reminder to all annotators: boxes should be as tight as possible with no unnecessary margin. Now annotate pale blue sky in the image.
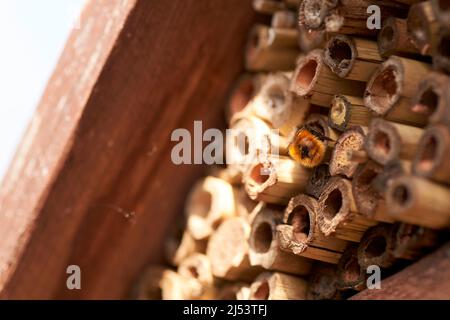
[0,0,86,181]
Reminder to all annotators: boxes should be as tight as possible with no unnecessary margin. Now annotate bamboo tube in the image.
[298,0,408,36]
[407,1,440,56]
[433,28,450,74]
[364,56,431,127]
[336,245,367,292]
[378,17,419,58]
[386,175,450,229]
[298,24,327,52]
[178,253,215,287]
[357,224,397,269]
[305,113,341,144]
[248,272,308,300]
[329,126,367,178]
[348,150,369,164]
[318,177,377,242]
[218,283,251,300]
[277,194,348,264]
[226,74,262,124]
[244,155,310,204]
[208,166,242,186]
[248,205,313,274]
[186,177,236,240]
[328,95,372,131]
[307,264,342,300]
[207,217,263,281]
[272,10,297,29]
[234,188,259,222]
[352,161,393,223]
[165,229,207,266]
[431,0,450,29]
[324,35,382,81]
[246,24,299,72]
[278,94,311,137]
[412,124,450,185]
[160,270,204,300]
[253,0,286,14]
[305,163,331,199]
[390,223,440,260]
[131,266,166,300]
[410,72,450,125]
[364,118,424,165]
[290,49,366,108]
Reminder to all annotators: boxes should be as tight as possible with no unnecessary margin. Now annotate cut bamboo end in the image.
[249,272,308,300]
[364,56,431,120]
[431,0,450,29]
[318,177,377,242]
[391,223,440,260]
[407,1,440,56]
[253,0,286,14]
[386,175,450,229]
[329,95,371,132]
[433,28,450,74]
[160,270,204,300]
[336,245,367,292]
[165,229,207,266]
[411,72,450,125]
[207,217,262,281]
[246,24,299,72]
[178,253,214,287]
[307,264,342,300]
[226,74,260,124]
[131,266,166,300]
[305,163,331,199]
[365,118,424,165]
[378,17,419,58]
[357,224,397,269]
[290,49,366,107]
[272,10,297,29]
[186,177,236,240]
[324,35,381,81]
[278,194,348,264]
[413,124,450,185]
[243,155,310,204]
[329,126,366,178]
[248,205,313,274]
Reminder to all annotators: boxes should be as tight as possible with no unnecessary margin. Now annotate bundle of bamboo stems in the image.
[134,0,450,300]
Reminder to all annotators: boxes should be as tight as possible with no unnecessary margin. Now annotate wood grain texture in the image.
[351,242,450,300]
[0,0,256,299]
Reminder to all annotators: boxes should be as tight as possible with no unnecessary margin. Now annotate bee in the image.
[288,125,333,168]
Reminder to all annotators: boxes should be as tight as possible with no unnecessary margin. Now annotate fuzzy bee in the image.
[288,125,332,168]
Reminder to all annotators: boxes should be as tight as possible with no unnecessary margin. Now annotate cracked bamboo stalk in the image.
[248,205,313,274]
[324,35,382,82]
[298,0,408,36]
[364,118,424,165]
[433,28,450,74]
[307,263,342,300]
[431,0,450,29]
[328,95,371,132]
[364,56,431,127]
[407,1,440,55]
[410,72,450,125]
[248,272,308,300]
[386,175,450,229]
[246,24,299,72]
[357,224,397,269]
[186,176,236,240]
[318,177,377,242]
[305,163,331,199]
[277,194,348,264]
[244,155,311,204]
[336,245,367,291]
[412,124,450,185]
[378,17,419,58]
[290,49,366,108]
[329,126,367,178]
[207,217,263,281]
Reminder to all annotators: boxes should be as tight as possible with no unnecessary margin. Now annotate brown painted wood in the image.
[0,0,256,299]
[351,242,450,299]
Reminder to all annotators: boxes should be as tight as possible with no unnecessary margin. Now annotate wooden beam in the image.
[0,0,255,299]
[351,242,450,299]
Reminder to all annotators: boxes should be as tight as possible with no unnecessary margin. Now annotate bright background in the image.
[0,0,86,182]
